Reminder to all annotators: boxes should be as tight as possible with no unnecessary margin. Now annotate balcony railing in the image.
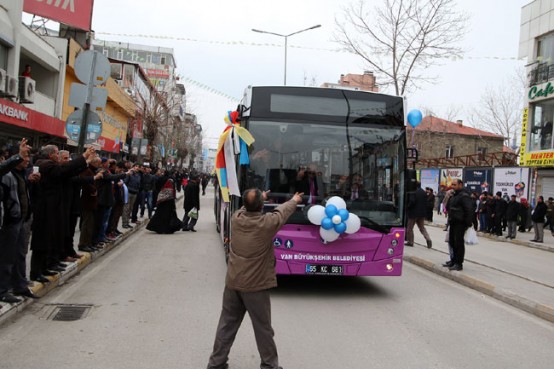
[528,62,554,87]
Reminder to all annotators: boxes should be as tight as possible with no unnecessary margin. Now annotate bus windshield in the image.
[245,119,406,228]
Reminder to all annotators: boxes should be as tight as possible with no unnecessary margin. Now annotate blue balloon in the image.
[321,217,334,230]
[338,209,349,221]
[407,109,423,128]
[325,204,338,217]
[334,222,347,234]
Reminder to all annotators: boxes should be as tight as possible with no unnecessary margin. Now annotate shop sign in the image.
[493,167,529,199]
[528,81,554,101]
[23,0,94,31]
[440,168,463,189]
[420,169,440,193]
[0,98,65,138]
[521,151,554,166]
[463,168,492,194]
[520,108,528,165]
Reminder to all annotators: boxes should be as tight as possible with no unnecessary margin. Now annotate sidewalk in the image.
[405,218,554,323]
[0,194,183,326]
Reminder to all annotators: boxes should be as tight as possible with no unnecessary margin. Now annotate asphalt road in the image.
[1,192,554,369]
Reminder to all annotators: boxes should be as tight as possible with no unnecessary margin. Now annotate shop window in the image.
[530,100,554,151]
[445,145,454,158]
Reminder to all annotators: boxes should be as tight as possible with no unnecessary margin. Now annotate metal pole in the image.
[77,52,98,152]
[284,36,288,86]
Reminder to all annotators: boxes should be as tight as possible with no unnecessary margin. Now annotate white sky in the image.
[86,0,530,148]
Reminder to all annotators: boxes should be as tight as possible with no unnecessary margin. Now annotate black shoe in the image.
[114,230,123,235]
[181,228,189,232]
[535,240,544,243]
[42,270,58,276]
[189,228,197,232]
[426,240,432,249]
[79,246,95,253]
[448,264,463,271]
[32,276,50,283]
[0,293,22,303]
[404,242,413,246]
[530,239,538,242]
[442,261,453,267]
[48,266,65,272]
[13,288,38,299]
[122,225,133,229]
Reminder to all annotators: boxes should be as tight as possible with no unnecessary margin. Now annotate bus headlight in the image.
[391,239,398,247]
[387,248,394,255]
[386,264,394,271]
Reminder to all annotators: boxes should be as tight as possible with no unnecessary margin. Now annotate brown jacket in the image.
[225,200,297,292]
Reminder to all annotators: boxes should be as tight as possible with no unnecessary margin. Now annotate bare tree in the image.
[334,0,468,95]
[471,68,525,148]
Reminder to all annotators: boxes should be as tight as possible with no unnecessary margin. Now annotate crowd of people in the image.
[436,187,552,243]
[0,139,212,306]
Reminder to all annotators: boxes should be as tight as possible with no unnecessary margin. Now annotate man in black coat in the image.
[505,195,521,239]
[445,179,474,271]
[406,181,432,248]
[531,196,548,243]
[182,175,200,232]
[492,191,507,236]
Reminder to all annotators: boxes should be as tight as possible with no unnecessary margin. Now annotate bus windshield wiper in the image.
[358,216,389,234]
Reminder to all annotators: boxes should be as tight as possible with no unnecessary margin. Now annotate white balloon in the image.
[326,196,347,210]
[344,214,361,234]
[332,215,342,225]
[307,205,326,225]
[320,227,340,242]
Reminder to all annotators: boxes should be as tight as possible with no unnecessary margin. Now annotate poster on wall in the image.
[420,169,440,193]
[463,168,492,194]
[440,168,463,189]
[493,167,530,199]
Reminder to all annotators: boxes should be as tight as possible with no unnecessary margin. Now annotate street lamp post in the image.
[252,24,321,85]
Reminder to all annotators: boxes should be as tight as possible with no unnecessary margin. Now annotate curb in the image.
[404,254,554,324]
[426,222,554,253]
[0,217,149,327]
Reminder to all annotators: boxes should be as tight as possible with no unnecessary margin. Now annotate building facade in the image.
[519,0,554,198]
[321,71,379,92]
[0,0,68,149]
[407,116,506,168]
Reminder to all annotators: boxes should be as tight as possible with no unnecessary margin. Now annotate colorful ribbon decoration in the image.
[215,110,255,203]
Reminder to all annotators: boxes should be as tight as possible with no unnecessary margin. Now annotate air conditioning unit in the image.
[0,69,6,94]
[4,75,18,98]
[115,79,123,86]
[19,76,35,104]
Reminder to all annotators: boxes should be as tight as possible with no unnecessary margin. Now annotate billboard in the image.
[23,0,94,31]
[463,168,492,194]
[493,167,530,199]
[440,168,463,189]
[420,169,440,193]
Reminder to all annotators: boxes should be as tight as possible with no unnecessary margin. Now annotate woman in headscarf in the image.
[146,178,183,234]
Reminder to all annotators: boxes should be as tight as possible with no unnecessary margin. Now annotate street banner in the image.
[493,167,530,199]
[23,0,94,31]
[463,168,492,194]
[420,169,440,193]
[440,168,463,189]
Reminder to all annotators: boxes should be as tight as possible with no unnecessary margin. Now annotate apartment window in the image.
[537,33,554,64]
[132,51,138,62]
[530,100,554,150]
[0,43,9,70]
[102,48,109,57]
[477,147,487,156]
[445,145,454,158]
[146,54,152,63]
[116,49,123,60]
[161,56,166,65]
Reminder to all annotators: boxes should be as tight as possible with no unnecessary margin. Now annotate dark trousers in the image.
[79,208,96,248]
[449,223,466,266]
[141,191,153,218]
[208,287,279,369]
[493,216,503,235]
[0,220,27,295]
[132,191,143,222]
[108,201,124,234]
[30,250,49,280]
[63,214,79,258]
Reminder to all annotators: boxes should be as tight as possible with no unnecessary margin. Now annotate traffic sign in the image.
[74,50,111,86]
[66,110,103,145]
[68,83,108,112]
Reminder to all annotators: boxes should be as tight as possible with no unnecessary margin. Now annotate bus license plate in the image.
[305,264,343,275]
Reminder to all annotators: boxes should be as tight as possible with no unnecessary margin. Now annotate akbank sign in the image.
[23,0,94,31]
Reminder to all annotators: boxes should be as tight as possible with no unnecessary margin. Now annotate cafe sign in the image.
[528,81,554,101]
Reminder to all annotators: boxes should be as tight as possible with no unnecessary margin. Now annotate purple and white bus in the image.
[215,86,412,276]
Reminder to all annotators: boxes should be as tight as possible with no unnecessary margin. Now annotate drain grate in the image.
[49,305,92,321]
